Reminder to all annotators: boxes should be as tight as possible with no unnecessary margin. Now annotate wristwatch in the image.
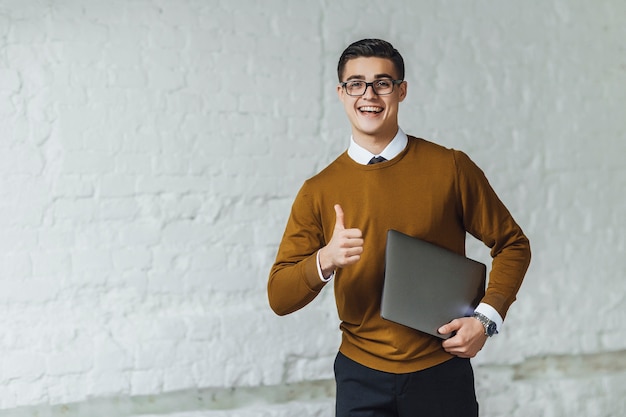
[473,312,498,337]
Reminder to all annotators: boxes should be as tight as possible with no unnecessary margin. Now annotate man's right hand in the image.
[318,204,364,278]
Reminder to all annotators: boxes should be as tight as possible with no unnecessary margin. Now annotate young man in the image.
[268,39,531,416]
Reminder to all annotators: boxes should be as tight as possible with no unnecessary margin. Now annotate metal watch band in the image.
[473,312,498,337]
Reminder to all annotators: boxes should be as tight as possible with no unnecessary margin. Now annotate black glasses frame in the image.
[340,79,404,96]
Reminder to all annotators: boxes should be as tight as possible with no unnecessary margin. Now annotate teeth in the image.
[359,106,383,113]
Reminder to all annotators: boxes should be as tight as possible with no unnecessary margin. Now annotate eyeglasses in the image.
[340,78,404,96]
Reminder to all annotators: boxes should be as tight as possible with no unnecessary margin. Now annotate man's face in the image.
[337,57,407,143]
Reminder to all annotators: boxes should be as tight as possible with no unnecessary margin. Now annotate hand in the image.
[439,317,488,358]
[318,204,364,277]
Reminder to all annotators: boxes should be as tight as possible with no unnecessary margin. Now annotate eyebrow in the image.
[345,73,395,81]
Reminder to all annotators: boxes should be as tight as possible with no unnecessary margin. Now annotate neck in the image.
[352,127,398,155]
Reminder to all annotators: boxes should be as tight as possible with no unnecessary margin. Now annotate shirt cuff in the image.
[316,250,334,282]
[474,303,503,333]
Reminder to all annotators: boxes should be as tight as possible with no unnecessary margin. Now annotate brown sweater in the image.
[268,136,531,373]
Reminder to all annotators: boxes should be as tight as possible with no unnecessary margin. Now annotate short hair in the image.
[337,39,405,82]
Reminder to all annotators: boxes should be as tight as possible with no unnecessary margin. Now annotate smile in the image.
[359,106,384,114]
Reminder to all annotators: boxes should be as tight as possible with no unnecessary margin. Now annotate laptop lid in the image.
[380,229,486,339]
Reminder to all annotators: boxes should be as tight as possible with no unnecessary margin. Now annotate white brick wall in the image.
[0,0,625,416]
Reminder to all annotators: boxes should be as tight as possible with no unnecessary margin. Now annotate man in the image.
[268,39,531,416]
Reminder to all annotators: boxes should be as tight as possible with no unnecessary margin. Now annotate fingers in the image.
[334,228,363,266]
[438,319,461,336]
[326,204,364,269]
[440,317,487,358]
[333,204,362,240]
[334,204,345,231]
[337,240,364,262]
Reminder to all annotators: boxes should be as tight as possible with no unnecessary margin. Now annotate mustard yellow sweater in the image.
[268,136,531,373]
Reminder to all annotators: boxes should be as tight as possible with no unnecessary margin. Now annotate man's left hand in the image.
[438,317,488,358]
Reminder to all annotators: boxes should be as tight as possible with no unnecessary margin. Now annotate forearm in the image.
[483,230,531,319]
[267,253,327,316]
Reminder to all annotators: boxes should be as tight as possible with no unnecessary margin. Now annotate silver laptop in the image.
[380,229,486,339]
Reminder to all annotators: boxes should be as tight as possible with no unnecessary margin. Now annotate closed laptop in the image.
[381,229,486,339]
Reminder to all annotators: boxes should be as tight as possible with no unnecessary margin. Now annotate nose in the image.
[362,83,378,98]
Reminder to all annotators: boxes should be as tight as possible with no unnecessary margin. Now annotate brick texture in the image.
[0,0,625,415]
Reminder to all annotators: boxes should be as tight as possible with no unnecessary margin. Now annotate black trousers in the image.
[334,352,479,417]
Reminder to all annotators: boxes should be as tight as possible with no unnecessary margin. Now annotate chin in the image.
[356,121,386,134]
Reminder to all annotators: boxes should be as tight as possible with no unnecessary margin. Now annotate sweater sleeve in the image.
[267,182,329,316]
[453,150,531,319]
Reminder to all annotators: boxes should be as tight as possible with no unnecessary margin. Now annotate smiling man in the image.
[268,39,531,416]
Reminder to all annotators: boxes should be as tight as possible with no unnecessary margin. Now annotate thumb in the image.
[439,319,460,335]
[334,204,345,230]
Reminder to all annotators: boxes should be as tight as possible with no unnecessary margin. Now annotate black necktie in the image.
[368,156,387,165]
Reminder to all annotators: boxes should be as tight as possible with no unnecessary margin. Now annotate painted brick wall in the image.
[0,1,625,416]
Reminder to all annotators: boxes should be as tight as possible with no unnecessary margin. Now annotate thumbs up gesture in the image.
[318,204,364,277]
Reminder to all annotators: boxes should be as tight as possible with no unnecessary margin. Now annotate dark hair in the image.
[337,39,405,82]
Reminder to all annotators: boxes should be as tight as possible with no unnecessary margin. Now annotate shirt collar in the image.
[347,128,408,165]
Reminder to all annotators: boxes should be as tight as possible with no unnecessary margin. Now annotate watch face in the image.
[487,322,497,336]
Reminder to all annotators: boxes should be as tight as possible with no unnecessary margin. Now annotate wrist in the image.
[473,312,498,337]
[317,248,336,280]
[474,303,503,331]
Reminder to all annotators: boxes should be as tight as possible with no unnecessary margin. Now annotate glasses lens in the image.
[373,79,393,95]
[345,81,365,96]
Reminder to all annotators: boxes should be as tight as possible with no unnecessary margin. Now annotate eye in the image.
[375,79,392,88]
[347,81,364,89]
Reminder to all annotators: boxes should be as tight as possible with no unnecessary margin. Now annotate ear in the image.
[398,81,407,102]
[336,83,345,101]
